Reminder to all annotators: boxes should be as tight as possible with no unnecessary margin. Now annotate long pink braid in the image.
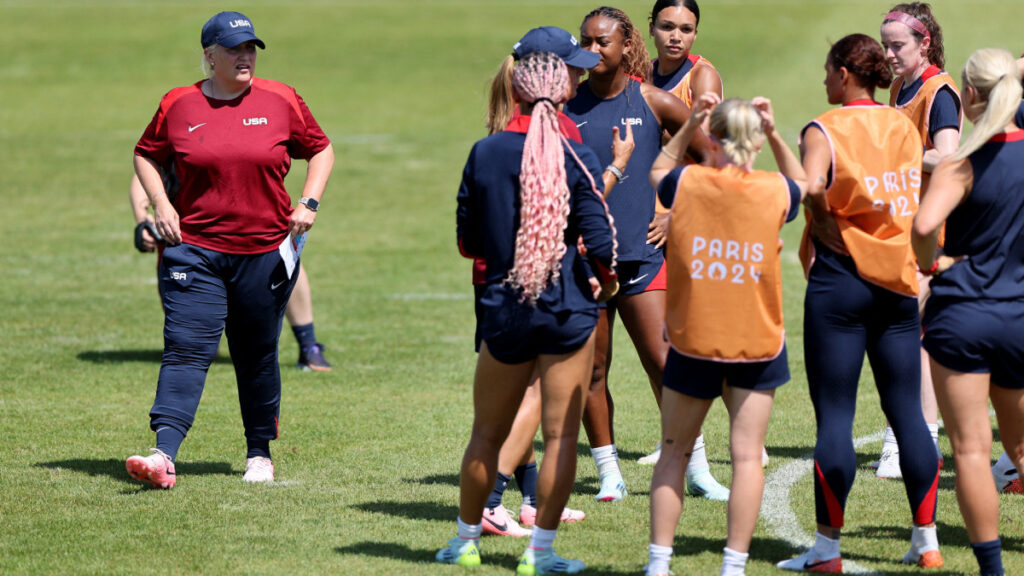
[506,52,573,303]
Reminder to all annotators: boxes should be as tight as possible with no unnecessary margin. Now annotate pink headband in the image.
[885,11,930,40]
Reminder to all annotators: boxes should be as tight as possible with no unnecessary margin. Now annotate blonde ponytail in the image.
[487,55,517,135]
[708,98,765,166]
[953,48,1023,161]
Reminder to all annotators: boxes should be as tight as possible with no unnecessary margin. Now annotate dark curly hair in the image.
[583,6,651,81]
[829,33,894,90]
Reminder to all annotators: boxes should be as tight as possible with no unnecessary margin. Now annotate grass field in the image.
[2,1,1023,574]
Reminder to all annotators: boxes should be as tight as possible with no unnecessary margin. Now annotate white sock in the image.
[457,517,482,540]
[591,444,621,479]
[686,434,709,473]
[647,543,673,576]
[721,547,749,576]
[529,526,557,551]
[911,525,939,553]
[882,426,898,450]
[812,531,841,559]
[927,423,940,452]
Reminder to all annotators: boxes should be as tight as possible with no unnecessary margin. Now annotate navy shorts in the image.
[614,255,666,297]
[662,346,790,399]
[476,284,598,364]
[923,297,1024,388]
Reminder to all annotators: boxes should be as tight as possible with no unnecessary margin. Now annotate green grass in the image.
[1,1,1023,574]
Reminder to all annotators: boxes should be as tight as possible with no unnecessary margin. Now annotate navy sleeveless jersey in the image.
[565,78,662,262]
[651,57,695,91]
[930,130,1024,301]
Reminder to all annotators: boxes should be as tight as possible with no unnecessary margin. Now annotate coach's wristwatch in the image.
[298,197,320,212]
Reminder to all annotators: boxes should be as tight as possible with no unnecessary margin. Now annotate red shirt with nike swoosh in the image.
[135,77,330,254]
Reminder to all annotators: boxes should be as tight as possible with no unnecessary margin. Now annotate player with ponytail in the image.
[439,51,617,574]
[779,34,942,572]
[645,93,806,576]
[913,48,1024,576]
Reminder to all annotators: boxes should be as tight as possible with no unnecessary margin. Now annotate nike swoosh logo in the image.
[188,123,207,133]
[483,516,508,532]
[626,273,649,286]
[803,559,836,571]
[271,280,287,290]
[576,121,588,128]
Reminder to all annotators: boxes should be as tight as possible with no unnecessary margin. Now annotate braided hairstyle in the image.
[506,52,572,303]
[884,2,945,70]
[953,48,1023,161]
[828,33,894,91]
[583,6,651,81]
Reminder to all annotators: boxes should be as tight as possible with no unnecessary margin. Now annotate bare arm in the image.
[800,126,847,255]
[649,92,718,190]
[642,83,711,164]
[289,144,335,237]
[922,127,960,172]
[752,97,807,201]
[134,154,181,245]
[912,156,972,272]
[601,124,634,199]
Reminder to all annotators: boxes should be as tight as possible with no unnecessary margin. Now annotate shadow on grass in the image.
[352,500,455,522]
[35,458,234,485]
[415,473,458,486]
[858,522,1024,554]
[334,541,637,574]
[76,349,231,365]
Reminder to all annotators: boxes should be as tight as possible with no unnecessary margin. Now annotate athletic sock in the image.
[155,425,186,461]
[882,426,898,451]
[927,423,940,453]
[721,547,749,576]
[971,538,1004,576]
[911,524,939,553]
[647,543,672,576]
[591,444,621,479]
[515,462,538,507]
[686,434,710,472]
[457,517,482,540]
[529,526,557,551]
[812,531,841,559]
[246,439,271,459]
[486,472,510,509]
[291,322,317,348]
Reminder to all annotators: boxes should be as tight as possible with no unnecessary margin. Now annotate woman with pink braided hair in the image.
[438,51,618,575]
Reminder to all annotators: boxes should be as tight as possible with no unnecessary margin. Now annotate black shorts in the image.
[662,346,790,399]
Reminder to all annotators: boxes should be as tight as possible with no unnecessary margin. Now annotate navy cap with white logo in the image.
[201,11,265,49]
[513,26,599,69]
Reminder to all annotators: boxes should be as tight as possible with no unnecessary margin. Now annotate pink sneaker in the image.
[481,505,531,537]
[126,449,176,489]
[519,504,586,527]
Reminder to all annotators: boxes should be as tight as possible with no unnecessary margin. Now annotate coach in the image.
[126,10,334,489]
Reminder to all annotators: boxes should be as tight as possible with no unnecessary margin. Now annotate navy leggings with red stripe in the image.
[804,244,939,528]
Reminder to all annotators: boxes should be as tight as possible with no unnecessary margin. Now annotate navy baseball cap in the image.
[201,11,265,49]
[513,26,599,69]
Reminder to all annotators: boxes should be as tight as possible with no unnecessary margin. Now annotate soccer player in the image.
[436,51,617,574]
[125,10,334,488]
[872,1,962,478]
[914,47,1024,576]
[645,93,806,576]
[565,5,728,502]
[778,34,941,572]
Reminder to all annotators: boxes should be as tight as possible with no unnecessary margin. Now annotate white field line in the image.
[762,429,886,575]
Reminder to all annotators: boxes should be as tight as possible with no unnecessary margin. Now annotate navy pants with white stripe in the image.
[151,242,297,456]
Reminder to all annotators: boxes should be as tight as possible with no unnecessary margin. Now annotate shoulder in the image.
[641,82,686,112]
[159,82,204,110]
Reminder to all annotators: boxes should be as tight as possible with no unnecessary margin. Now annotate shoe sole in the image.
[126,457,175,489]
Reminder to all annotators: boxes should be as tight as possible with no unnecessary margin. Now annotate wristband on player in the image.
[919,259,940,276]
[605,164,626,181]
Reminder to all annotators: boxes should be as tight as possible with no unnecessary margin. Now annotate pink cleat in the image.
[519,504,586,526]
[481,505,532,537]
[126,449,176,489]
